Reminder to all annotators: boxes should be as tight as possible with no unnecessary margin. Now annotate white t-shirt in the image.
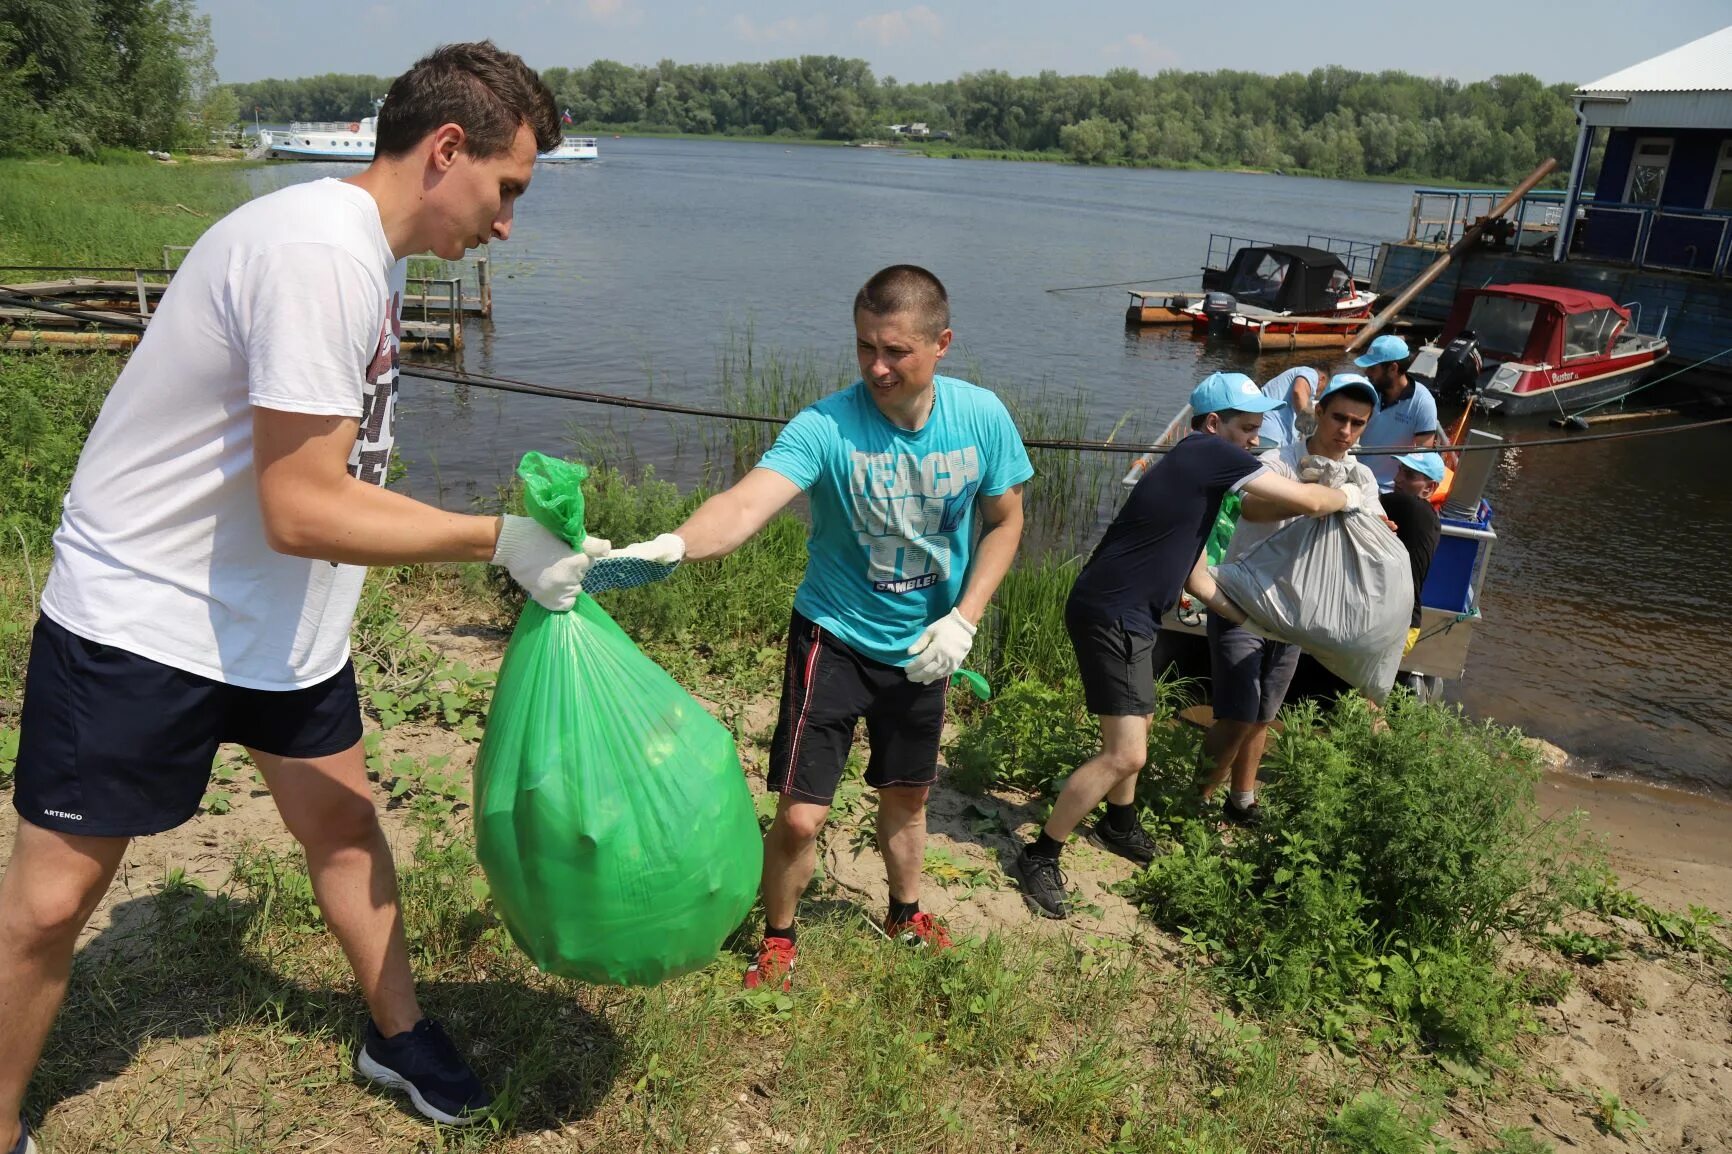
[42,178,406,690]
[1223,438,1380,564]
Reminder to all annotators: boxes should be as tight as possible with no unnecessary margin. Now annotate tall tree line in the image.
[231,57,1577,184]
[0,0,232,155]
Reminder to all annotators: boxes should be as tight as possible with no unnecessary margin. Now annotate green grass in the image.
[0,157,253,269]
[28,825,1361,1153]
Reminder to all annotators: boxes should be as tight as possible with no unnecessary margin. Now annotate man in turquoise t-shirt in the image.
[615,265,1032,991]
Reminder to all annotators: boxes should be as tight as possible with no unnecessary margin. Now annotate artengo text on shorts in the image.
[44,809,84,821]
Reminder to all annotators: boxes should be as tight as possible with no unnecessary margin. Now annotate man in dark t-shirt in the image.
[1013,372,1359,920]
[1380,451,1445,653]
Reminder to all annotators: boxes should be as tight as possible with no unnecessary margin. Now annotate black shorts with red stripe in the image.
[766,609,948,806]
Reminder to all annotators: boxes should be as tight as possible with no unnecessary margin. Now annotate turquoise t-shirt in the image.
[758,375,1035,667]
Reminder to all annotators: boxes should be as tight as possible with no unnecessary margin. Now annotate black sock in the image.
[1103,802,1137,833]
[765,923,796,945]
[1027,832,1065,860]
[887,898,920,926]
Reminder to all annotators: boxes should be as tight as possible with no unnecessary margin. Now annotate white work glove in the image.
[581,532,686,593]
[1336,483,1364,514]
[904,607,977,685]
[611,533,686,565]
[491,514,610,612]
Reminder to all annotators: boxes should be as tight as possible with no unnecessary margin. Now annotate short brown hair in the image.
[376,41,560,159]
[854,265,950,339]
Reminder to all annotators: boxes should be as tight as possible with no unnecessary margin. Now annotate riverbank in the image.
[1542,770,1732,915]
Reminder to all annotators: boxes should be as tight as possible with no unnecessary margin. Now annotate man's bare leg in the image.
[0,820,130,1150]
[760,798,831,932]
[250,743,420,1036]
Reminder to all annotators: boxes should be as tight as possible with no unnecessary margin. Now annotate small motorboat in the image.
[1126,242,1375,350]
[1410,283,1669,416]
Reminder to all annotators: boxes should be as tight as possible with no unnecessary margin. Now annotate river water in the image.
[253,139,1732,794]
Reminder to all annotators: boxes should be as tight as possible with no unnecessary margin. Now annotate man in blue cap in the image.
[1200,372,1382,826]
[1256,365,1319,449]
[1355,334,1439,491]
[1013,372,1357,919]
[1381,451,1445,654]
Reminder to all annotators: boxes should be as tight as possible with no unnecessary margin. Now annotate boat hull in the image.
[1124,290,1204,326]
[267,144,374,161]
[1476,359,1661,415]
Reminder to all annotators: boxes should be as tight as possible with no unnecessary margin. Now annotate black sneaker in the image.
[1221,797,1264,828]
[356,1018,492,1125]
[1014,847,1071,920]
[1085,819,1158,866]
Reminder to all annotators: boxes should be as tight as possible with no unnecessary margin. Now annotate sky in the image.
[197,0,1731,88]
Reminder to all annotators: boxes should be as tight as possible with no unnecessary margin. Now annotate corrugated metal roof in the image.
[1577,25,1732,94]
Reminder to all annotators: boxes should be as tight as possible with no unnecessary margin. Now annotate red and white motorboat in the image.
[1411,283,1669,416]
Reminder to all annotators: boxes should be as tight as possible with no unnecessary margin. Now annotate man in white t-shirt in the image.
[1200,373,1381,825]
[0,43,596,1147]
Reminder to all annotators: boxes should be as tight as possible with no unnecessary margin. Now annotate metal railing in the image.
[1202,232,1379,283]
[1404,188,1732,277]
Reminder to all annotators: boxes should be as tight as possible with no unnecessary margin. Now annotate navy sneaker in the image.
[6,1117,35,1154]
[1222,796,1264,828]
[1085,819,1159,866]
[1014,847,1071,920]
[355,1018,492,1125]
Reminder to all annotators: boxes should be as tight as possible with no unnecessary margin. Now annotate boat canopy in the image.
[1443,283,1631,363]
[1202,244,1356,313]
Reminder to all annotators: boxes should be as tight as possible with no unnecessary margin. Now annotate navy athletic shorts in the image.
[1065,601,1158,717]
[1207,614,1300,725]
[766,610,948,806]
[12,615,363,837]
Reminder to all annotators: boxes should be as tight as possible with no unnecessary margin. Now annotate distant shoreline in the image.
[592,131,1513,190]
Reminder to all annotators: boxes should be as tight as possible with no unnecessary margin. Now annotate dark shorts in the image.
[766,610,948,806]
[1066,602,1157,717]
[1207,614,1300,725]
[13,615,363,837]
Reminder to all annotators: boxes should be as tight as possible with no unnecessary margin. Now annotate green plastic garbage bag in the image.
[473,453,762,986]
[1204,491,1242,566]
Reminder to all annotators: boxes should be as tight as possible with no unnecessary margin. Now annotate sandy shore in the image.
[1541,770,1732,915]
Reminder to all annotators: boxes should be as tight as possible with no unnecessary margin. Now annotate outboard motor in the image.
[1432,331,1483,404]
[1201,292,1237,338]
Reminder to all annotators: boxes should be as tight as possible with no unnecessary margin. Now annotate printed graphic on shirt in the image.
[348,291,401,487]
[846,446,981,593]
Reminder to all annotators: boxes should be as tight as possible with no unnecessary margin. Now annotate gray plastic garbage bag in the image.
[1212,508,1414,702]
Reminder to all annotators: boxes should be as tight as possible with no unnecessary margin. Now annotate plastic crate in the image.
[1421,500,1493,616]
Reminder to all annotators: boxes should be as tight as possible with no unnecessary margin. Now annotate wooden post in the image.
[477,254,492,318]
[134,270,151,319]
[1346,158,1559,355]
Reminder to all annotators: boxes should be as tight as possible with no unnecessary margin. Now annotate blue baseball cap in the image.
[1394,451,1447,482]
[1316,372,1380,410]
[1189,371,1283,416]
[1354,334,1411,368]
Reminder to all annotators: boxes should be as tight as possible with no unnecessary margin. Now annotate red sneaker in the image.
[743,936,796,991]
[884,911,952,950]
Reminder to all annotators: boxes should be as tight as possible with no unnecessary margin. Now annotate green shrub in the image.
[946,676,1099,795]
[1126,694,1586,1059]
